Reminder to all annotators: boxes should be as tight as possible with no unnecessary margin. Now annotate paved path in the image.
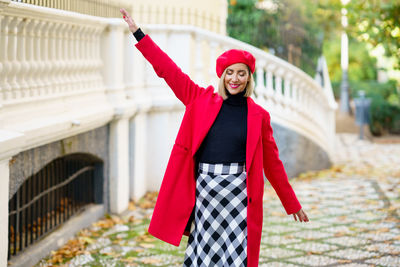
[37,134,400,266]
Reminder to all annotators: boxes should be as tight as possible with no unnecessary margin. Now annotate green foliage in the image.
[349,80,400,135]
[226,0,342,76]
[347,0,400,69]
[227,0,264,46]
[324,36,377,88]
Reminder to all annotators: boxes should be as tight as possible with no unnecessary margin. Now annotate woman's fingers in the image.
[119,8,128,16]
[299,210,309,222]
[120,8,131,23]
[119,8,138,32]
[293,209,309,222]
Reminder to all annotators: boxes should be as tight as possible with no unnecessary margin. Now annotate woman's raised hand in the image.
[120,8,139,33]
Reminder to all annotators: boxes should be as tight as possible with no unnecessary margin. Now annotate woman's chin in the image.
[227,88,242,95]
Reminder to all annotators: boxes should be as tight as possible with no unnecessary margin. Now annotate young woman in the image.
[120,8,309,267]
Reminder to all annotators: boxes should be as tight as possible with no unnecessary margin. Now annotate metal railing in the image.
[8,154,102,259]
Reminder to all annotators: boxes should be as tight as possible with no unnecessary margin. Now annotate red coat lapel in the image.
[246,97,262,171]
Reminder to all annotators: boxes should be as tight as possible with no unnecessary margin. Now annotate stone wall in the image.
[272,122,331,178]
[9,125,110,209]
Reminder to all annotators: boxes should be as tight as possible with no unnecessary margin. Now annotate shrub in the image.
[349,80,400,136]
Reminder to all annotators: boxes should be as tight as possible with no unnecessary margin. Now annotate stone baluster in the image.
[304,87,311,119]
[124,29,135,98]
[315,90,323,127]
[208,41,218,88]
[49,22,61,94]
[274,68,284,103]
[72,23,81,90]
[155,5,161,24]
[171,6,176,24]
[265,64,275,100]
[178,6,183,24]
[296,82,304,116]
[32,20,45,97]
[75,24,86,91]
[194,9,200,28]
[194,33,204,86]
[83,26,93,90]
[24,19,36,98]
[62,22,70,92]
[313,88,320,125]
[291,77,299,110]
[7,17,23,100]
[255,60,266,98]
[88,25,96,89]
[185,6,190,25]
[283,73,292,108]
[0,15,11,101]
[55,22,66,93]
[16,18,30,99]
[71,23,81,91]
[94,27,104,89]
[0,14,3,104]
[64,23,74,92]
[41,22,51,95]
[0,0,9,104]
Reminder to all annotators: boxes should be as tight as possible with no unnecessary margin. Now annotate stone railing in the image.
[10,0,132,17]
[1,2,106,107]
[130,0,227,34]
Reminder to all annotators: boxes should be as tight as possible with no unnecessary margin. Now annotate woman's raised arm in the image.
[120,8,205,106]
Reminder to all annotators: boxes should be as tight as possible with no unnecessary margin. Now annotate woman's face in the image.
[224,63,250,95]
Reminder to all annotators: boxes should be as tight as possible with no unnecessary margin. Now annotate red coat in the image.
[135,35,302,267]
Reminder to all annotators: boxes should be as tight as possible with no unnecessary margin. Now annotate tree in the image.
[347,0,400,69]
[227,0,342,76]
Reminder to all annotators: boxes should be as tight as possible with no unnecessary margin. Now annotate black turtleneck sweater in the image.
[196,90,247,163]
[133,28,248,164]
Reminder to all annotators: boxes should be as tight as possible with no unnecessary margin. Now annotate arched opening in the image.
[8,153,103,259]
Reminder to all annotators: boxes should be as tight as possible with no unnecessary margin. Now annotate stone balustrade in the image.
[0,2,108,107]
[10,0,132,18]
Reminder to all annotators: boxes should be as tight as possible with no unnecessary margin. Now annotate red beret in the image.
[216,49,256,78]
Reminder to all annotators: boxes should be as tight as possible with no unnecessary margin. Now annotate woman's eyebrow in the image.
[226,69,246,72]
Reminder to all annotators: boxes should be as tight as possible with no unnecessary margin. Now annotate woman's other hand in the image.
[120,8,139,33]
[293,208,309,222]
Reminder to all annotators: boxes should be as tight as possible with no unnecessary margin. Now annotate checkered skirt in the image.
[183,162,248,267]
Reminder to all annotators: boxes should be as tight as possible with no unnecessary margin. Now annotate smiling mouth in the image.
[229,84,240,89]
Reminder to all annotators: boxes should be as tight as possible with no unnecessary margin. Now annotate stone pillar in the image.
[0,159,10,266]
[109,118,130,213]
[129,112,147,201]
[102,19,131,213]
[0,129,24,266]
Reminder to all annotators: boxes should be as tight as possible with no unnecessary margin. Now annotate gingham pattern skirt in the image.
[183,162,248,267]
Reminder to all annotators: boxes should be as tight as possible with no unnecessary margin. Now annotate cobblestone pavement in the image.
[37,134,400,266]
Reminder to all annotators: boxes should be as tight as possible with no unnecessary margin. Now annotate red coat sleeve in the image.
[262,111,302,215]
[135,35,205,106]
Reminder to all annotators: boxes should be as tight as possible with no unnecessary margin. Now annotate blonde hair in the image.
[217,68,254,100]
